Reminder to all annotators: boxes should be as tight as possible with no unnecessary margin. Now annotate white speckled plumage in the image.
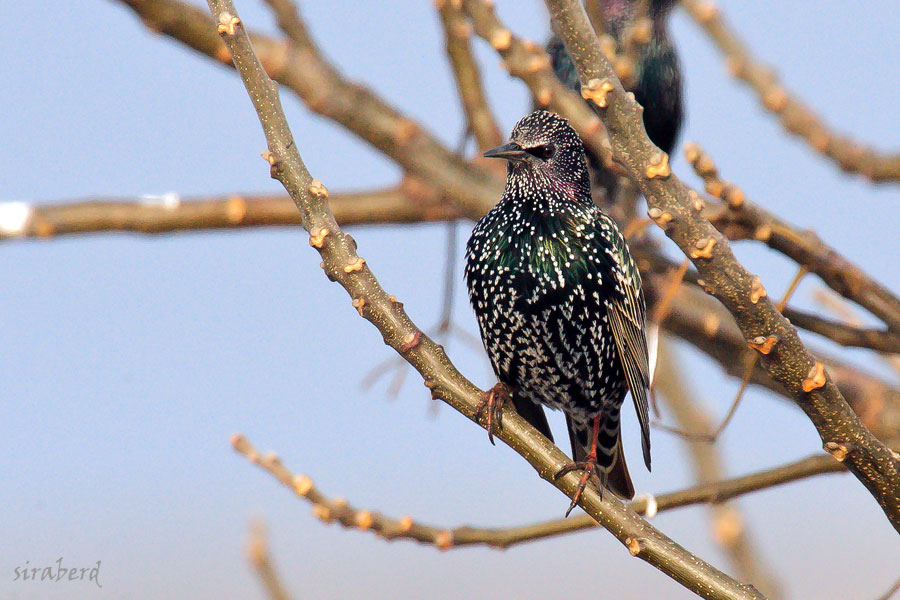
[465,111,651,497]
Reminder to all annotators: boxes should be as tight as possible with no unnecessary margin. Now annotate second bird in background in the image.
[546,0,684,200]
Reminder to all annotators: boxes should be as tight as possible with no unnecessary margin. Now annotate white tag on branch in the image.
[139,192,181,209]
[0,202,33,236]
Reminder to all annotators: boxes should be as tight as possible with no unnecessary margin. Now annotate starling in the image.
[546,0,683,198]
[466,110,651,514]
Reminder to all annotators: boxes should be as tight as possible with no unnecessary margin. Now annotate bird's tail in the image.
[566,412,634,500]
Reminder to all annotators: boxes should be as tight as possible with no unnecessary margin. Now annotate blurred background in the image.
[2,1,899,598]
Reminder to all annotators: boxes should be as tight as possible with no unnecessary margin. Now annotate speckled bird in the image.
[546,0,683,199]
[466,110,651,513]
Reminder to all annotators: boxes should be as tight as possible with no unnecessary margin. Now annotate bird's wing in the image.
[605,235,652,470]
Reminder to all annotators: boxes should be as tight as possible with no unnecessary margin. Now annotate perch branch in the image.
[208,2,764,597]
[544,0,900,531]
[232,433,844,553]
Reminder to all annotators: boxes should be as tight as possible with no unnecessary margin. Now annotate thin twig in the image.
[876,576,900,600]
[813,289,900,376]
[651,257,690,324]
[247,522,294,600]
[232,433,844,552]
[544,0,900,532]
[207,2,767,597]
[654,337,784,599]
[782,307,900,355]
[712,266,810,442]
[655,278,900,444]
[656,265,811,443]
[681,0,900,183]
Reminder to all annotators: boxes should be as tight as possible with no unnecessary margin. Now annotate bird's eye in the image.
[526,144,556,160]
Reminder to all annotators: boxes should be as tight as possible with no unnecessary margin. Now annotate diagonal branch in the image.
[207,2,765,597]
[544,0,900,532]
[680,0,900,183]
[232,433,844,552]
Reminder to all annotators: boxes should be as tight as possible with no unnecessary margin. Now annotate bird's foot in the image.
[474,382,511,446]
[554,459,601,517]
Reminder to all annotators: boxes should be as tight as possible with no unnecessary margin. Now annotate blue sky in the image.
[2,1,899,599]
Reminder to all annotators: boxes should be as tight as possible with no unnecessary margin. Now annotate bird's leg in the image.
[554,415,602,517]
[474,382,511,446]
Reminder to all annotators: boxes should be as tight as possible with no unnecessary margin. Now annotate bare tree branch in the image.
[0,185,457,239]
[686,142,900,333]
[544,0,900,532]
[680,0,900,183]
[207,2,764,597]
[232,433,844,553]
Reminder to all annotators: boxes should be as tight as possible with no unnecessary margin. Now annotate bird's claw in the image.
[554,460,601,517]
[474,383,511,446]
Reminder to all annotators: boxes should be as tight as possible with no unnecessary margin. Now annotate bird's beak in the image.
[483,142,529,162]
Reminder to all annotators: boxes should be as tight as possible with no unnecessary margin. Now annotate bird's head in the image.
[484,110,590,198]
